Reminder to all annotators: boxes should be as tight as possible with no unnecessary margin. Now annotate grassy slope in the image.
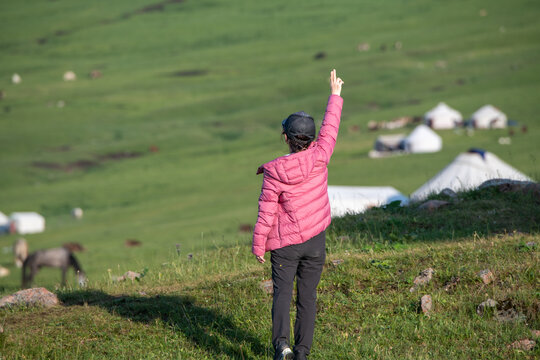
[0,0,539,291]
[0,189,539,359]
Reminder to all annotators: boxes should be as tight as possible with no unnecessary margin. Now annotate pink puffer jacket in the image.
[252,95,343,256]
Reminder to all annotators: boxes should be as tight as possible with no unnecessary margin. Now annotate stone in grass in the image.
[526,241,537,249]
[331,259,344,267]
[260,279,273,294]
[116,271,142,282]
[495,299,526,323]
[476,298,498,316]
[420,295,432,316]
[442,276,460,292]
[440,188,458,200]
[0,288,59,308]
[531,330,540,338]
[507,339,536,351]
[478,269,495,284]
[410,268,435,292]
[418,200,449,212]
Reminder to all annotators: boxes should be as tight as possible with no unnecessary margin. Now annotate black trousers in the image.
[270,230,326,355]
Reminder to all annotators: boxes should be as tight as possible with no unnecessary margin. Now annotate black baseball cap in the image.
[282,111,316,140]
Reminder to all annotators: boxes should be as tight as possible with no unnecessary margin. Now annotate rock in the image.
[478,179,540,201]
[476,298,497,316]
[260,279,273,294]
[63,71,76,81]
[410,268,434,292]
[11,73,21,84]
[495,299,525,323]
[531,330,540,338]
[442,276,460,292]
[71,207,83,219]
[89,70,102,79]
[420,295,432,316]
[124,271,141,281]
[0,288,59,308]
[478,269,494,284]
[125,239,142,247]
[62,242,85,252]
[115,271,142,282]
[0,266,9,277]
[440,188,458,200]
[508,339,535,351]
[418,200,449,212]
[357,42,370,51]
[435,60,447,69]
[331,259,344,267]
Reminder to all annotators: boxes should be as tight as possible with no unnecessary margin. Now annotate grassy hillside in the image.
[1,0,540,292]
[1,188,538,359]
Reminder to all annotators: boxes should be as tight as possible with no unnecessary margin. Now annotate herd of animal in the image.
[12,238,86,288]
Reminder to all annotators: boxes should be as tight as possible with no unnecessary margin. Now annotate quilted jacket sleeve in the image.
[252,172,280,256]
[316,94,343,163]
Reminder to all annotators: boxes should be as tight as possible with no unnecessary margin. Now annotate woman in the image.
[253,69,344,360]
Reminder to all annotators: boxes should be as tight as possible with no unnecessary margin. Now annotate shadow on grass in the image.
[59,290,267,359]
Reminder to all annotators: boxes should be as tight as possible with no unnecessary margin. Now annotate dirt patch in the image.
[238,224,253,233]
[32,151,142,173]
[430,85,445,92]
[47,145,72,152]
[314,51,326,60]
[98,151,142,161]
[32,161,66,171]
[367,101,379,111]
[172,70,208,77]
[54,29,69,37]
[125,239,142,247]
[128,0,185,17]
[63,242,85,252]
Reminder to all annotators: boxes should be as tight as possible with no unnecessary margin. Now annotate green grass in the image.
[1,189,539,359]
[0,0,539,332]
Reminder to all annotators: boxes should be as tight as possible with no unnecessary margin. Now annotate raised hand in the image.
[330,69,344,96]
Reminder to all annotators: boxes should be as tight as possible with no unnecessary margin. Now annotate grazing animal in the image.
[14,238,28,268]
[22,247,86,288]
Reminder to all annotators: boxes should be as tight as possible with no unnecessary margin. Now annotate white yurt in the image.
[9,212,46,234]
[328,186,409,217]
[471,105,507,129]
[411,149,532,201]
[0,211,9,233]
[0,211,8,226]
[400,124,442,153]
[373,133,406,152]
[424,102,463,129]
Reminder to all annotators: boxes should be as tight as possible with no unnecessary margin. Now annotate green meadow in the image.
[0,0,539,328]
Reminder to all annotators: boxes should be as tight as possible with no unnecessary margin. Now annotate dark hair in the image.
[286,134,312,153]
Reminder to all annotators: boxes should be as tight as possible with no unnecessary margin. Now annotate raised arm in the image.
[317,69,344,163]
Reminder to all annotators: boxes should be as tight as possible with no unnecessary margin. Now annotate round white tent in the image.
[471,105,507,129]
[0,211,9,234]
[9,212,46,234]
[328,186,409,217]
[411,149,532,201]
[400,124,442,153]
[424,102,463,129]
